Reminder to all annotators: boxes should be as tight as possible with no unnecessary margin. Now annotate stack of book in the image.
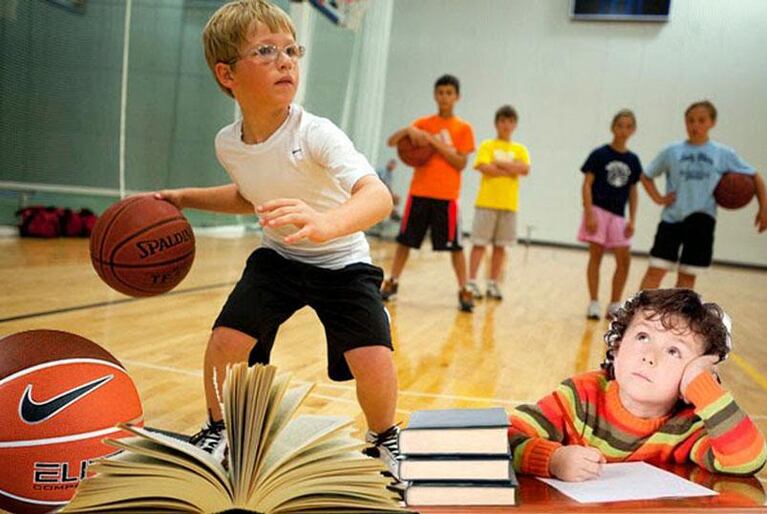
[396,407,518,507]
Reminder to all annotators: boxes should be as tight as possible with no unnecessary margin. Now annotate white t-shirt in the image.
[215,105,375,269]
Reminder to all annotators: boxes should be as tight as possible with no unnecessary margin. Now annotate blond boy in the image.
[157,0,400,472]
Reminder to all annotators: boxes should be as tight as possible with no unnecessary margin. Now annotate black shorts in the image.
[213,248,392,381]
[649,212,716,271]
[396,195,463,251]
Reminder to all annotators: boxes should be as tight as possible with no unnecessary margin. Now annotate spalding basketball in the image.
[0,330,143,513]
[397,137,435,167]
[90,195,195,297]
[714,172,755,210]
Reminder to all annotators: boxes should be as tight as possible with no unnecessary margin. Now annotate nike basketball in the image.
[0,330,143,513]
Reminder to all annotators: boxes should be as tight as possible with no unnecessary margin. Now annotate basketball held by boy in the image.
[381,74,476,312]
[466,104,531,302]
[154,0,401,478]
[508,288,766,482]
[639,100,767,291]
[577,109,642,320]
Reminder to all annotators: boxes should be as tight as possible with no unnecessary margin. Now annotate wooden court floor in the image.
[1,233,766,485]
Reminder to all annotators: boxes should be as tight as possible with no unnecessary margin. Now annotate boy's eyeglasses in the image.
[229,44,306,65]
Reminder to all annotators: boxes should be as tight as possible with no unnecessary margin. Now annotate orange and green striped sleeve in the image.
[683,372,767,475]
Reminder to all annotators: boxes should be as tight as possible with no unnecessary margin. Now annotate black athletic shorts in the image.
[213,248,392,381]
[649,212,716,270]
[396,195,463,251]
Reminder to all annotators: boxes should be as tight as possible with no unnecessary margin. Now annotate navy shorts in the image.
[649,212,716,272]
[214,248,392,381]
[396,195,463,251]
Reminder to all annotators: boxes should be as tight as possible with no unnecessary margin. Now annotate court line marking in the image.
[120,359,767,418]
[730,353,767,393]
[307,392,410,415]
[0,282,235,323]
[121,359,526,405]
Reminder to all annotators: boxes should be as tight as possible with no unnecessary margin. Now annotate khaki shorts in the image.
[471,207,517,246]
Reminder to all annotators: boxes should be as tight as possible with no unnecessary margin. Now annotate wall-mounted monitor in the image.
[571,0,671,22]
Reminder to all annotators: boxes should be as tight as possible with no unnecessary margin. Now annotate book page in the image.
[255,458,397,513]
[264,381,313,447]
[252,379,313,486]
[118,425,230,493]
[258,415,353,479]
[225,363,276,501]
[538,462,717,503]
[62,474,228,513]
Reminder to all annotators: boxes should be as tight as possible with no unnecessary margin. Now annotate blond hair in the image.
[202,0,296,97]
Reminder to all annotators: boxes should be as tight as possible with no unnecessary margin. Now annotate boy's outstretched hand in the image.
[549,445,605,481]
[257,198,335,244]
[680,354,720,402]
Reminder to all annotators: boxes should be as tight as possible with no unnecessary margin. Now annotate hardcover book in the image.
[404,480,518,506]
[397,455,514,482]
[399,408,509,455]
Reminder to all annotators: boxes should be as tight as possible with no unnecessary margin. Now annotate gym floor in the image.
[1,234,765,486]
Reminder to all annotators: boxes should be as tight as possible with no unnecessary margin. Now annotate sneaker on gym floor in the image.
[363,425,401,480]
[466,281,483,300]
[189,418,228,465]
[486,281,503,301]
[606,302,621,320]
[458,287,475,312]
[380,278,398,301]
[586,300,601,320]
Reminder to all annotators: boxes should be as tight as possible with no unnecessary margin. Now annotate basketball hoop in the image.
[308,0,370,31]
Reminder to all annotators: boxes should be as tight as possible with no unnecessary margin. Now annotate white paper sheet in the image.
[538,462,717,503]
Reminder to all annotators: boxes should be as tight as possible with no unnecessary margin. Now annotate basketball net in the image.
[308,0,371,31]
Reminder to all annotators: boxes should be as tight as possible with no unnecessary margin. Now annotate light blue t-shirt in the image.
[644,141,755,223]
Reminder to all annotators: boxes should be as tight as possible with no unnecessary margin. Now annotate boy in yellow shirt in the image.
[467,105,530,300]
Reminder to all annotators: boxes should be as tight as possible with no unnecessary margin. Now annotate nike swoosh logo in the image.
[19,374,114,424]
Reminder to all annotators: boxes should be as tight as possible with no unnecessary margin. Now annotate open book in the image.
[62,363,403,513]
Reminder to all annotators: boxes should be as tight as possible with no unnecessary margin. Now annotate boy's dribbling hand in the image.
[679,354,720,403]
[549,445,605,482]
[257,198,336,244]
[154,190,184,209]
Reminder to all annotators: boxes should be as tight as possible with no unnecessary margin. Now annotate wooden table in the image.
[414,464,766,512]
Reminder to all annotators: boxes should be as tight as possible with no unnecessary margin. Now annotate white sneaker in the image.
[364,425,401,480]
[586,301,601,320]
[606,302,621,320]
[466,281,483,300]
[189,418,228,465]
[486,281,503,301]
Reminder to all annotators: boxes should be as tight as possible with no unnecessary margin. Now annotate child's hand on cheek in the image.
[549,446,605,482]
[680,354,720,402]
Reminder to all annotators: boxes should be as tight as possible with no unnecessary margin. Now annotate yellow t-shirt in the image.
[473,139,530,211]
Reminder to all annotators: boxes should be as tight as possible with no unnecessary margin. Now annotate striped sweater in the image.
[508,370,766,476]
